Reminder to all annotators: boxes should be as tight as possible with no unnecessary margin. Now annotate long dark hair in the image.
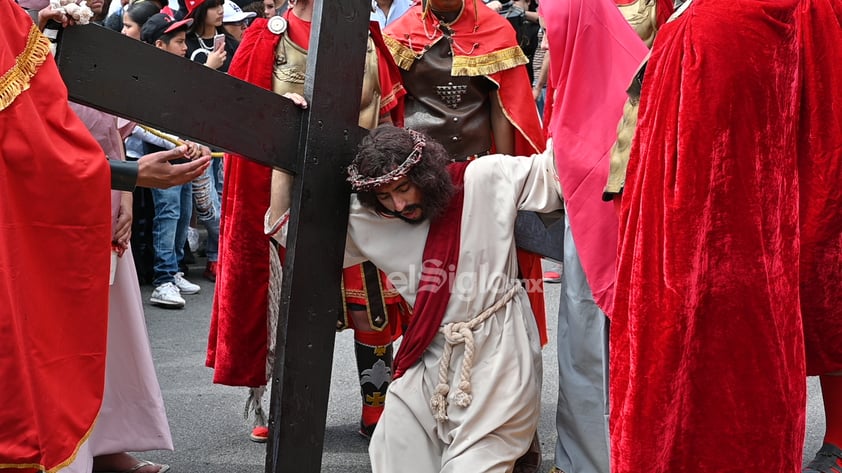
[126,1,161,27]
[352,125,455,222]
[188,0,225,36]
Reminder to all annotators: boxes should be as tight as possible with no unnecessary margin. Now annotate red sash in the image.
[393,162,469,378]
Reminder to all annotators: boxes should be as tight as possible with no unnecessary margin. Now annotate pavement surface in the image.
[135,257,826,472]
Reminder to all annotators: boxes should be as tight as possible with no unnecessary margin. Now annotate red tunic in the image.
[207,15,407,387]
[0,4,111,470]
[611,1,842,471]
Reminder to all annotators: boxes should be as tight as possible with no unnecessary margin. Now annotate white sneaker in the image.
[174,272,200,295]
[150,282,186,308]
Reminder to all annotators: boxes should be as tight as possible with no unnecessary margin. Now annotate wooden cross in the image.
[55,2,371,471]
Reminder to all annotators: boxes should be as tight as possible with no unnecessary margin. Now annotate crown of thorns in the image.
[347,129,427,191]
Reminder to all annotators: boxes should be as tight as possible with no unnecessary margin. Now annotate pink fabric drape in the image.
[540,0,648,314]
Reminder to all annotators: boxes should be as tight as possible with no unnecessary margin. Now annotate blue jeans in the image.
[192,158,222,262]
[152,183,192,286]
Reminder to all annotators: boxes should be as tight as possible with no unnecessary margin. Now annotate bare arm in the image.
[533,52,550,100]
[490,90,515,155]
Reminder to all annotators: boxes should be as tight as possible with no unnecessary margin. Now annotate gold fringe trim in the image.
[384,35,419,71]
[380,83,405,112]
[384,36,527,77]
[0,25,51,112]
[0,414,99,472]
[452,45,528,77]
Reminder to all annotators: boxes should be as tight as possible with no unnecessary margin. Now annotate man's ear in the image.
[155,39,166,50]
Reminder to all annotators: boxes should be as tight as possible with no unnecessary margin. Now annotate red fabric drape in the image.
[655,0,675,27]
[393,162,470,378]
[1,4,111,470]
[799,0,842,375]
[541,0,648,315]
[609,1,842,471]
[207,19,276,387]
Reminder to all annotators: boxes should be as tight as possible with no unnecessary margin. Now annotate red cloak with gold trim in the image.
[1,3,111,471]
[207,15,406,387]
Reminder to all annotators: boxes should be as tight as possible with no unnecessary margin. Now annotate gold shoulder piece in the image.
[0,25,51,112]
[451,45,528,77]
[383,35,417,71]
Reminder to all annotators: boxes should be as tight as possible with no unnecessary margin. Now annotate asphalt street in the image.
[135,257,826,472]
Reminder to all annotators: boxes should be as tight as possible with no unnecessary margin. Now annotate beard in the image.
[384,204,426,224]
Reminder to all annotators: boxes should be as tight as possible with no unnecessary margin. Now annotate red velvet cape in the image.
[0,4,111,470]
[207,16,405,386]
[798,0,842,376]
[610,1,842,471]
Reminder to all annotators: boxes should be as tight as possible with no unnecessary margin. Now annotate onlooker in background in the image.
[106,0,175,32]
[120,0,166,284]
[141,13,204,308]
[370,0,412,28]
[531,27,548,118]
[184,0,236,71]
[120,1,161,38]
[104,0,130,30]
[222,0,255,42]
[239,0,263,17]
[263,0,285,17]
[184,0,236,283]
[482,0,540,83]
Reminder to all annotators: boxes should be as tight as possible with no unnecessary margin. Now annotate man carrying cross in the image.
[343,124,561,473]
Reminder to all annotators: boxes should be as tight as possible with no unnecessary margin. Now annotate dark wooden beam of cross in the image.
[54,1,372,471]
[55,22,303,172]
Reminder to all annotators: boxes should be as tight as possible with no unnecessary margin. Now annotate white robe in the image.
[345,145,562,472]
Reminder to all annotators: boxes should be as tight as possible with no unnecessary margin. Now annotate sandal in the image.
[805,443,842,473]
[98,460,170,473]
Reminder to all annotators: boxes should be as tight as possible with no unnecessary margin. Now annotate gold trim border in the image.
[0,25,50,112]
[385,35,528,78]
[451,45,528,77]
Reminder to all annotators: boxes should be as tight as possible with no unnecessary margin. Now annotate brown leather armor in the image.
[402,39,495,161]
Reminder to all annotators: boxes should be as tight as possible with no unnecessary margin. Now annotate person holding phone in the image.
[182,0,236,283]
[184,0,236,71]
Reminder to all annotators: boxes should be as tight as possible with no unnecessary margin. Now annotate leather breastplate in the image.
[272,34,307,96]
[272,34,380,129]
[403,39,495,161]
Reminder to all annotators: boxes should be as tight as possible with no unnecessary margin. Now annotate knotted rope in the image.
[430,284,521,422]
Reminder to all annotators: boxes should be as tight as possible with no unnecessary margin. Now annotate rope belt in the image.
[430,284,521,422]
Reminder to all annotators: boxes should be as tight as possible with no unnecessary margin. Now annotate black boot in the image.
[354,339,393,439]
